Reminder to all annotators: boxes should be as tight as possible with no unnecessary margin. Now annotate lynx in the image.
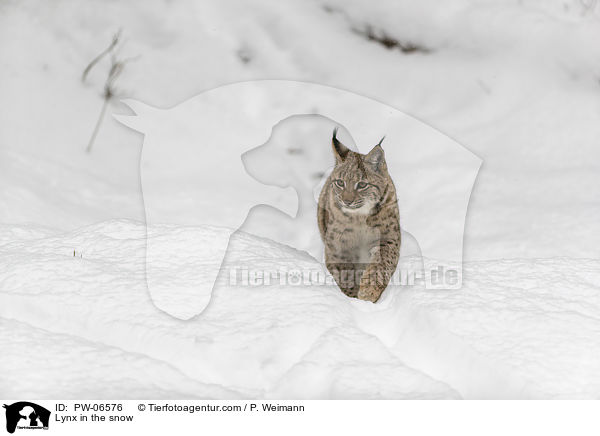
[318,128,400,302]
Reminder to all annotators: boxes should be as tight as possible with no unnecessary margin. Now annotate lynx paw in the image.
[357,286,381,303]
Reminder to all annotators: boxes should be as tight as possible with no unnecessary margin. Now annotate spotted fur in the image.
[318,128,400,302]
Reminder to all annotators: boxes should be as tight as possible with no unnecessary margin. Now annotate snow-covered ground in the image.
[2,221,599,398]
[1,0,600,399]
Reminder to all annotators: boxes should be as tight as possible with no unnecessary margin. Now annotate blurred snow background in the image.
[1,0,599,399]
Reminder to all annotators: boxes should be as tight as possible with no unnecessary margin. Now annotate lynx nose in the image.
[341,192,355,206]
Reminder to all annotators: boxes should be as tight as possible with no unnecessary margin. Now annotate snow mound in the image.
[2,220,598,399]
[0,319,239,399]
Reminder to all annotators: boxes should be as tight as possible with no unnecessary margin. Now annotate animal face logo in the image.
[3,402,50,434]
[115,80,481,319]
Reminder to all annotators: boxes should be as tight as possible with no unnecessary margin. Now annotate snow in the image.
[0,220,461,399]
[1,0,600,399]
[1,221,599,399]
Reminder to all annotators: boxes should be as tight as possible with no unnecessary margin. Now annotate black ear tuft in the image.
[332,127,350,163]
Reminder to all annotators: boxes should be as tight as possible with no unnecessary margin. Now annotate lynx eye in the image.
[334,179,345,188]
[356,181,368,190]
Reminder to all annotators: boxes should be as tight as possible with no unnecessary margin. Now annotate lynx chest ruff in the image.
[328,214,382,265]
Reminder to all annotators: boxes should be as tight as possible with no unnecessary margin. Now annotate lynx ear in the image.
[365,139,386,172]
[332,127,350,164]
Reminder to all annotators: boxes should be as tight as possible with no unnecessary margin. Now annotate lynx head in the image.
[329,128,390,215]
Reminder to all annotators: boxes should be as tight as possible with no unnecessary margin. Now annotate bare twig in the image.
[81,29,122,83]
[354,25,430,54]
[84,31,135,153]
[86,97,110,153]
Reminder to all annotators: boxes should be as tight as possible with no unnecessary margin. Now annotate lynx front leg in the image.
[326,261,362,298]
[357,241,399,302]
[357,266,390,302]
